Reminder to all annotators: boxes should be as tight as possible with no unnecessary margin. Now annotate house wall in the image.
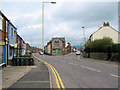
[0,30,3,64]
[22,43,26,55]
[52,38,64,55]
[91,26,120,43]
[8,23,17,60]
[47,44,51,54]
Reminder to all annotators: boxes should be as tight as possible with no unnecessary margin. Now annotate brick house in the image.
[0,11,9,66]
[66,42,72,54]
[45,37,65,55]
[21,40,26,56]
[26,43,31,54]
[16,34,23,57]
[31,47,41,53]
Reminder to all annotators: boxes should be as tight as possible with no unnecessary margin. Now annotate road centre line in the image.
[110,74,120,78]
[81,66,101,72]
[79,58,118,67]
[33,54,65,89]
[67,62,77,65]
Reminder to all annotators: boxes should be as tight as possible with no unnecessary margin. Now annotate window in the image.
[0,16,2,30]
[10,46,12,56]
[6,21,8,32]
[14,30,16,36]
[11,28,13,38]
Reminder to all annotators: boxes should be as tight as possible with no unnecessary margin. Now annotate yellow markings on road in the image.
[50,64,65,89]
[33,54,65,89]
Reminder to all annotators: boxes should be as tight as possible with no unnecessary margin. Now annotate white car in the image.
[39,51,43,55]
[76,51,80,55]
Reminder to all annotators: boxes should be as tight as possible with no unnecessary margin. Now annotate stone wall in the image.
[84,52,119,61]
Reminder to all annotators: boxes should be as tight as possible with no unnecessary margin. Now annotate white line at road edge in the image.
[110,74,120,78]
[67,62,77,65]
[81,66,101,72]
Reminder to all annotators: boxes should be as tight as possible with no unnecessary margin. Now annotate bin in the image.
[25,58,29,65]
[20,57,24,66]
[12,58,17,66]
[21,59,24,66]
[17,59,20,66]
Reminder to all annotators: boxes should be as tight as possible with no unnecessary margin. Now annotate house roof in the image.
[52,37,65,42]
[0,11,9,22]
[0,11,17,30]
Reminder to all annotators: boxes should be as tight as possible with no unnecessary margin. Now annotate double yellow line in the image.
[33,54,65,89]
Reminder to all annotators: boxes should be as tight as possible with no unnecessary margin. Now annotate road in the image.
[34,53,119,88]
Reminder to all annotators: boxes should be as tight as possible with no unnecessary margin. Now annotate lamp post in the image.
[42,2,56,61]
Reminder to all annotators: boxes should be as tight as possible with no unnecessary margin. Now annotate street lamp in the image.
[82,26,85,44]
[42,2,56,61]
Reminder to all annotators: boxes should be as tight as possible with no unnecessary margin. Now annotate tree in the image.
[85,37,113,53]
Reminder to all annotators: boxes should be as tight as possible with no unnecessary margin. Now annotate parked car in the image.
[76,51,81,55]
[39,51,43,55]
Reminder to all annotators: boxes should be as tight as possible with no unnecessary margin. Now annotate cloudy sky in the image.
[0,0,119,48]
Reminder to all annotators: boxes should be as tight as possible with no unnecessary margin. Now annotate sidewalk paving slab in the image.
[2,57,50,89]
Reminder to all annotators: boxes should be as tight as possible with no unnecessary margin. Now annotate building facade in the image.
[89,22,120,44]
[8,22,17,65]
[26,43,31,54]
[31,47,41,53]
[45,37,65,55]
[17,35,23,57]
[0,11,9,66]
[21,41,26,56]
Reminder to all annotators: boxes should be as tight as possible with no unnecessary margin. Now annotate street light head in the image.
[82,26,84,28]
[51,2,56,4]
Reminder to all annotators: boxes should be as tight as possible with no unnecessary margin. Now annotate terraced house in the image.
[0,11,9,66]
[0,11,31,66]
[8,22,17,65]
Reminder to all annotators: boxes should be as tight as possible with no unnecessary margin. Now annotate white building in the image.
[89,22,120,44]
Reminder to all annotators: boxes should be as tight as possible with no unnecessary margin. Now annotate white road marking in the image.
[110,74,120,78]
[67,62,77,65]
[81,66,101,72]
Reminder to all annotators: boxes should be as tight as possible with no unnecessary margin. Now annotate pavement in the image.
[34,53,119,88]
[2,53,119,89]
[2,56,50,89]
[2,66,35,89]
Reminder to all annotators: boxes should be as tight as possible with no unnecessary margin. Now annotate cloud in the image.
[0,2,118,48]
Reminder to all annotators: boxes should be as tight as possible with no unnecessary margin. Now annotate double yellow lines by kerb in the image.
[33,54,65,90]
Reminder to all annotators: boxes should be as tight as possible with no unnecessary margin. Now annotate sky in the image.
[0,0,119,48]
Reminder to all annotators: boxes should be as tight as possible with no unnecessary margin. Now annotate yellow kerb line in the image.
[33,54,65,89]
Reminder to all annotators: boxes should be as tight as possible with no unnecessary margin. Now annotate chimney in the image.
[103,22,110,26]
[107,22,110,26]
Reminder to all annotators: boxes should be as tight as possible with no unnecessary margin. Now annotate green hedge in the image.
[85,37,120,53]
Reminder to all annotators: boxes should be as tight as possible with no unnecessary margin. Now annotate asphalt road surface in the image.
[34,53,119,88]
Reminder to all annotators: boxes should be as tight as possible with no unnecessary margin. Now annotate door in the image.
[58,50,62,54]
